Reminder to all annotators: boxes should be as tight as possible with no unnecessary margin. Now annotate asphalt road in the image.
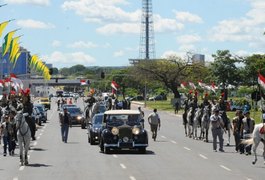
[0,98,264,180]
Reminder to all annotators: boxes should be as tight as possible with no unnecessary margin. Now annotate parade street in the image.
[0,98,264,180]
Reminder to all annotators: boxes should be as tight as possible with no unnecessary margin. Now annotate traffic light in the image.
[101,71,105,79]
[49,68,53,75]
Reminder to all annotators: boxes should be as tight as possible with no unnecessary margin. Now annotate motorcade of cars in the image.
[99,110,148,154]
[39,97,51,110]
[58,104,78,119]
[33,104,47,123]
[88,113,104,145]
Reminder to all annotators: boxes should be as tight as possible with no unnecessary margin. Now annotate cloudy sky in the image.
[1,0,265,68]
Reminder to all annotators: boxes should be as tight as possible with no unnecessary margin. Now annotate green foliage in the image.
[237,86,253,97]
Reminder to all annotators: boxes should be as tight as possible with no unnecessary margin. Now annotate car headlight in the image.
[111,127,119,135]
[77,116,82,120]
[132,127,140,135]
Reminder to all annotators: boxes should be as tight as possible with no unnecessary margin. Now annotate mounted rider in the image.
[20,88,36,141]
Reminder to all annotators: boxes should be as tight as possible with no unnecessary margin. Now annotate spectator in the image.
[242,111,255,155]
[232,110,244,153]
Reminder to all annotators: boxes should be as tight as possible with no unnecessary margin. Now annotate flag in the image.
[80,79,87,86]
[111,81,119,91]
[180,82,187,89]
[10,73,23,91]
[211,82,218,92]
[9,36,21,63]
[189,82,196,89]
[198,80,207,89]
[258,73,265,89]
[2,30,17,56]
[0,80,4,87]
[0,21,9,38]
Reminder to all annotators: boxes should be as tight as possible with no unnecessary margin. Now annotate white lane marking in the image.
[37,136,40,140]
[113,155,118,158]
[33,142,37,146]
[170,140,177,144]
[199,154,208,160]
[19,166,24,171]
[161,136,166,139]
[39,133,43,136]
[129,176,136,180]
[220,165,231,172]
[184,147,191,151]
[120,163,126,169]
[13,177,18,180]
[246,178,253,180]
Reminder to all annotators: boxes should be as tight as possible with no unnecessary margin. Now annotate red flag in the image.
[80,79,87,86]
[189,82,196,89]
[180,82,187,89]
[111,81,119,91]
[10,73,17,78]
[258,73,265,89]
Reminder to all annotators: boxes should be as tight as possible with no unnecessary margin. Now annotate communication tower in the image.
[139,0,155,59]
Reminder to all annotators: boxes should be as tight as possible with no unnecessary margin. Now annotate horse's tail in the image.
[241,137,253,147]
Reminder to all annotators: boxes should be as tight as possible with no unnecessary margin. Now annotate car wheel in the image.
[88,137,91,143]
[139,147,146,154]
[81,123,86,129]
[100,141,104,152]
[104,147,110,154]
[90,139,95,145]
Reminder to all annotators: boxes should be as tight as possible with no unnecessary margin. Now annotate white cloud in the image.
[44,51,96,68]
[113,50,124,57]
[62,0,140,23]
[5,0,50,6]
[210,0,265,44]
[63,0,184,35]
[51,40,61,47]
[97,23,140,34]
[174,11,203,23]
[68,41,98,49]
[177,34,201,44]
[16,19,55,29]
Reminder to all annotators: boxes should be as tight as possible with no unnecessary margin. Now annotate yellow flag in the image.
[2,30,17,56]
[0,21,9,38]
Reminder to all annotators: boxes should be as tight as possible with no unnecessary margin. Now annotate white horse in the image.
[15,112,31,166]
[193,107,202,140]
[242,123,265,165]
[201,105,211,142]
[187,107,195,138]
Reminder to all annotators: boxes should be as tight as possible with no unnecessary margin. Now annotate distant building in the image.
[0,47,31,79]
[192,54,205,65]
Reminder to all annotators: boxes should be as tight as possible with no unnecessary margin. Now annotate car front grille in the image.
[119,127,132,139]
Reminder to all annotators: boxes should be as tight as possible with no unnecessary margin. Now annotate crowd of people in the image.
[182,92,258,155]
[0,89,36,157]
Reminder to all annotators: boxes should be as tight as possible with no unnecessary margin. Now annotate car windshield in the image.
[67,108,81,114]
[106,114,140,127]
[35,106,44,112]
[93,115,103,125]
[98,105,106,113]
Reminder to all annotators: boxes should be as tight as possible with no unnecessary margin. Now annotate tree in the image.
[132,57,191,98]
[210,50,242,99]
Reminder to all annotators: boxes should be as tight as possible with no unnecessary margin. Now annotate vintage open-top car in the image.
[99,110,148,154]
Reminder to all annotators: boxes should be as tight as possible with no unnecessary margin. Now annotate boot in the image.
[24,155,28,165]
[20,155,24,166]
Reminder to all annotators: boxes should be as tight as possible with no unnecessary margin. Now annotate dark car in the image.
[129,95,144,101]
[148,94,167,101]
[88,113,104,145]
[99,110,148,154]
[34,104,47,123]
[66,107,85,127]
